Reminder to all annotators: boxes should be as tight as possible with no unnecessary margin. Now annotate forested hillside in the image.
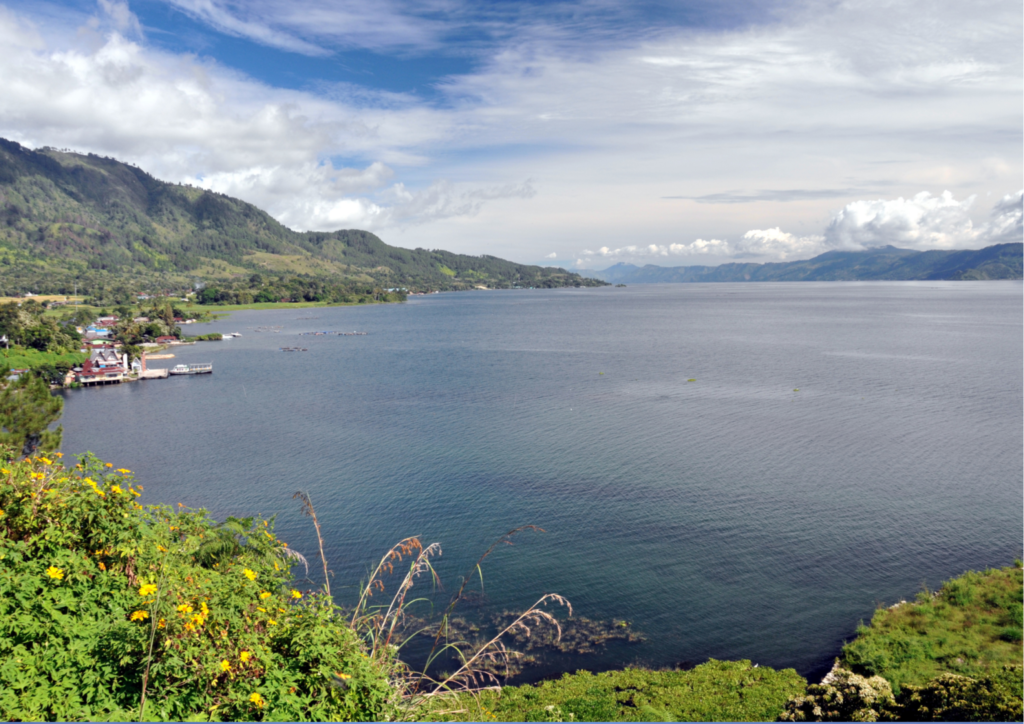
[0,139,602,299]
[590,243,1023,283]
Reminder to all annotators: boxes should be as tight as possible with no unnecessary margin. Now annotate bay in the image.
[60,281,1023,682]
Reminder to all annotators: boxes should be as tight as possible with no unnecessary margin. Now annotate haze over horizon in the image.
[0,0,1021,268]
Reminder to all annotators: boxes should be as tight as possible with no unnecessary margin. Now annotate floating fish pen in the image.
[298,331,368,336]
[280,347,309,352]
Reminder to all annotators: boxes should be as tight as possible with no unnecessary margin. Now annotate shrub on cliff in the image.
[779,663,1023,722]
[0,452,397,721]
[417,660,807,722]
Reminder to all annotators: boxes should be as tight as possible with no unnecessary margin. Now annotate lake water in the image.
[60,282,1023,682]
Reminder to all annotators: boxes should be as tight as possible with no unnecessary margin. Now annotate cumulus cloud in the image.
[822,190,1023,250]
[578,230,825,263]
[576,190,1021,264]
[0,0,1019,260]
[823,191,978,250]
[0,8,533,235]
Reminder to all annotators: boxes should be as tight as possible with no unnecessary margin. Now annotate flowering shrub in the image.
[0,452,397,721]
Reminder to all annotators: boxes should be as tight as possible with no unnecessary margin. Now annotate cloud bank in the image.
[577,190,1023,265]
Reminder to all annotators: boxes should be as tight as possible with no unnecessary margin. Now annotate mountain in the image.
[0,139,604,296]
[588,244,1023,283]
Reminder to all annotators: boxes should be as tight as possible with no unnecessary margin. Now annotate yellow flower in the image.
[98,561,106,571]
[55,452,63,458]
[243,569,257,581]
[290,590,302,599]
[117,468,131,474]
[158,618,166,629]
[105,463,113,468]
[130,610,149,622]
[130,488,141,497]
[157,544,168,553]
[30,472,44,480]
[257,607,266,612]
[138,583,158,596]
[110,485,123,494]
[220,659,231,672]
[1,468,8,474]
[240,651,252,663]
[259,591,271,599]
[46,566,64,580]
[40,457,52,465]
[177,603,194,614]
[249,692,264,707]
[267,619,277,625]
[335,672,352,680]
[201,601,210,615]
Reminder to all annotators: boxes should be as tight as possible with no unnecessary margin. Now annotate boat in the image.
[169,363,213,375]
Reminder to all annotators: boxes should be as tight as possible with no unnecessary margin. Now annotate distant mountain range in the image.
[580,243,1022,283]
[0,138,603,295]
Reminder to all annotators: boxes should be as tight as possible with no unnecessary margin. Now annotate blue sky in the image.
[0,0,1020,266]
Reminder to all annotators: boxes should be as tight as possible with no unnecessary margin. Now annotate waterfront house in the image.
[76,348,128,386]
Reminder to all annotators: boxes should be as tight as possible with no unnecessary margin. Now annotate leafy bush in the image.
[0,452,398,721]
[417,660,807,722]
[780,664,1023,722]
[841,565,1023,691]
[780,666,895,722]
[895,665,1023,721]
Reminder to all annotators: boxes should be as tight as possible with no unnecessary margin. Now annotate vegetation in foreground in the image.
[0,453,398,721]
[417,660,807,722]
[841,564,1023,692]
[1,445,1021,721]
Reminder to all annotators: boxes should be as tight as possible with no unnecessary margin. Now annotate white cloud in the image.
[576,190,1021,265]
[545,252,557,258]
[96,0,142,37]
[823,191,978,250]
[981,190,1024,243]
[0,0,1019,262]
[0,8,533,236]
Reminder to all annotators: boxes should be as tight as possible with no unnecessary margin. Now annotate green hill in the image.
[591,243,1023,283]
[0,139,603,297]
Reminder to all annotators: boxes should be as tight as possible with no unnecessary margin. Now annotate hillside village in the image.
[0,293,213,387]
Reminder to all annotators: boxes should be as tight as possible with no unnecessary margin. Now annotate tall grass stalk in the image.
[293,497,571,712]
[293,491,331,597]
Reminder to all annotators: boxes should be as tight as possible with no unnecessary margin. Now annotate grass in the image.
[1,345,87,370]
[196,297,401,316]
[841,563,1023,693]
[416,660,807,722]
[0,295,84,304]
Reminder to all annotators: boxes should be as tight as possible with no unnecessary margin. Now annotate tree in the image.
[0,365,63,457]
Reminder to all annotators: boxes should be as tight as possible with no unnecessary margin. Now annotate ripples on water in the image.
[61,282,1023,682]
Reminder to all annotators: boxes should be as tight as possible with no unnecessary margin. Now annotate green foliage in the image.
[780,664,1023,722]
[417,660,807,722]
[0,365,63,455]
[0,346,86,374]
[0,139,606,297]
[895,665,1023,721]
[840,565,1023,693]
[0,453,398,721]
[780,666,895,722]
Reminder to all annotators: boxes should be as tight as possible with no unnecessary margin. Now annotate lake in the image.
[60,282,1023,682]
